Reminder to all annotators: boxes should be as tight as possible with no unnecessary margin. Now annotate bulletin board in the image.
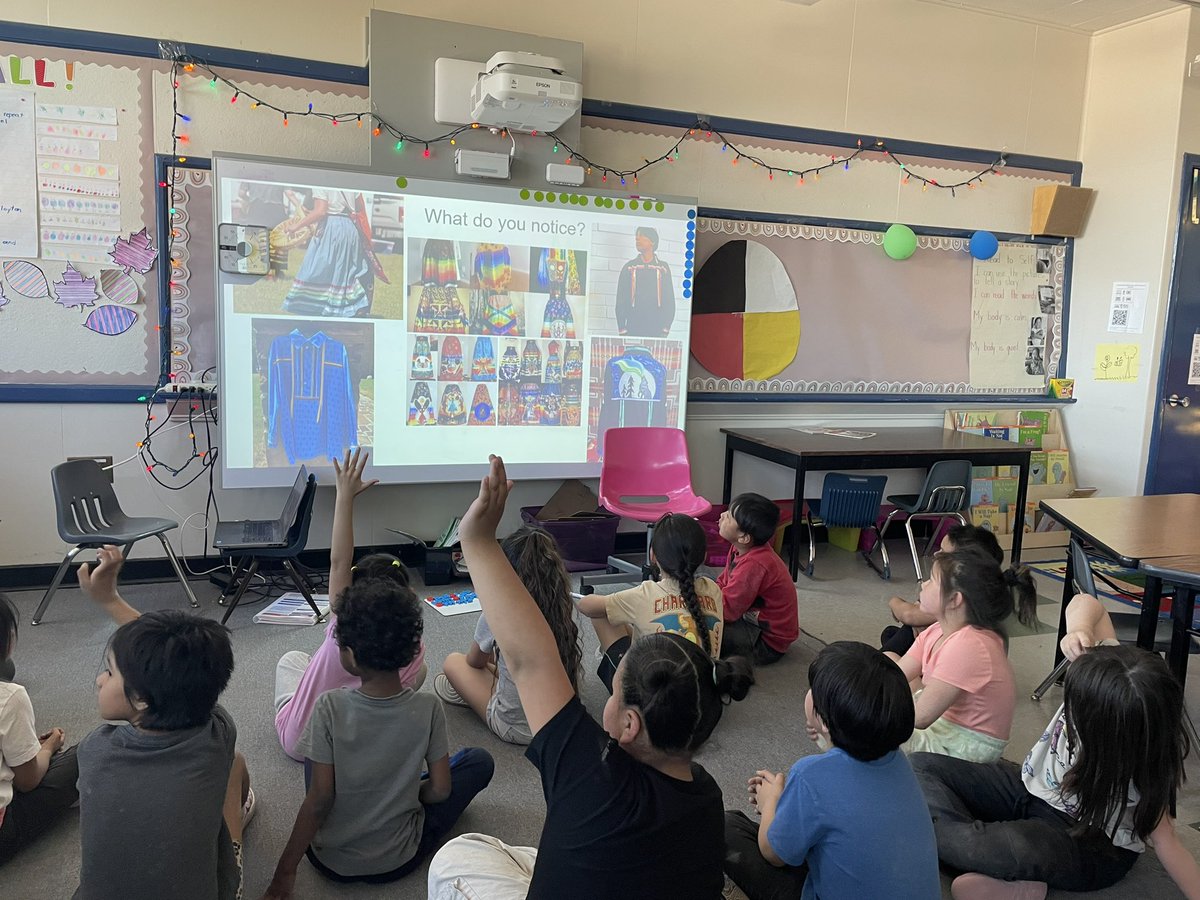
[0,25,369,401]
[687,217,1065,399]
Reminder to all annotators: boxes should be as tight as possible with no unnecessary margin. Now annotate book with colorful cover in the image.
[970,478,996,507]
[1029,452,1048,484]
[1006,501,1039,534]
[971,466,997,479]
[1019,425,1046,448]
[1019,410,1051,430]
[971,504,1006,534]
[983,427,1020,443]
[997,465,1020,479]
[1047,450,1071,485]
[957,412,1001,429]
[990,477,1020,513]
[253,593,331,626]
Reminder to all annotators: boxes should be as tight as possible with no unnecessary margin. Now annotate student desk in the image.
[1039,494,1200,678]
[1139,555,1200,684]
[720,427,1032,580]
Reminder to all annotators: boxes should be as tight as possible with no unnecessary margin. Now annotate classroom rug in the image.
[1027,559,1199,626]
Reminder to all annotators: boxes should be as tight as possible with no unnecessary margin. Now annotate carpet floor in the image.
[3,542,1198,899]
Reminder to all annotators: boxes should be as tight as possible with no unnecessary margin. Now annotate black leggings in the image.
[0,745,79,866]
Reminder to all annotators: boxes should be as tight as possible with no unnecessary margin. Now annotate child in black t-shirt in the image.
[427,456,755,900]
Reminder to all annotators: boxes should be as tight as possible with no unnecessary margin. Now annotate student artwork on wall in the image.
[0,45,160,383]
[689,218,1064,398]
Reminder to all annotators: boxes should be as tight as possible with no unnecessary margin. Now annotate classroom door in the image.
[1146,154,1200,494]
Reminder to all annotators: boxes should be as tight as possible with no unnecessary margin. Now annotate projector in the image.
[470,51,582,134]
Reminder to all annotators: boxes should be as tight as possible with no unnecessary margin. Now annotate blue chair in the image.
[33,460,198,625]
[217,474,320,625]
[870,459,970,582]
[803,473,887,578]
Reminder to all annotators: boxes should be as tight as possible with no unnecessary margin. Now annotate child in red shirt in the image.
[717,493,798,665]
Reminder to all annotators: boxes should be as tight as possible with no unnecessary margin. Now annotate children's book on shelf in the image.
[1029,452,1048,484]
[1019,425,1046,448]
[972,466,997,479]
[970,478,995,507]
[956,412,1001,428]
[990,477,1020,513]
[1006,502,1039,534]
[1019,410,1051,431]
[971,504,1006,534]
[253,593,331,625]
[1047,450,1071,485]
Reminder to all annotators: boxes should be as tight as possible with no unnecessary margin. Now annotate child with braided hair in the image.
[578,512,724,693]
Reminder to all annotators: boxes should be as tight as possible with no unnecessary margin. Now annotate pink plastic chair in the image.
[581,427,711,589]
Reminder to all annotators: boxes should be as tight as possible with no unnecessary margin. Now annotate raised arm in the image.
[77,545,140,625]
[458,456,574,735]
[328,449,378,612]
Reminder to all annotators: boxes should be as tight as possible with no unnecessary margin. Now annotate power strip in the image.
[160,382,218,394]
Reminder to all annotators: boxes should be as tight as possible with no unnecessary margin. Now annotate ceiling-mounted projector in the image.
[470,51,582,134]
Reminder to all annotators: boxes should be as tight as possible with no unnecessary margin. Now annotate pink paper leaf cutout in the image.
[108,227,157,274]
[99,269,139,304]
[53,264,100,310]
[2,260,50,298]
[83,305,138,335]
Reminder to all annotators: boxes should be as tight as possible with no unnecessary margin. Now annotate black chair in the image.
[1032,539,1200,701]
[33,460,198,625]
[216,474,321,625]
[867,459,970,582]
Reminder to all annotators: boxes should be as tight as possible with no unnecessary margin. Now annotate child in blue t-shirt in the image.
[724,641,940,900]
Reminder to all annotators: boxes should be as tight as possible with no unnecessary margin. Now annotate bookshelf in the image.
[944,409,1083,552]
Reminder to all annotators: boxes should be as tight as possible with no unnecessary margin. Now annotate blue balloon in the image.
[969,231,999,261]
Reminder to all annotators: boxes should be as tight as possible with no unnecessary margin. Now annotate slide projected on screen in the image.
[214,155,696,487]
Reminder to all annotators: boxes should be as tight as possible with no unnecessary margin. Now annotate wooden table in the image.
[1039,494,1200,676]
[1139,555,1200,683]
[721,427,1032,580]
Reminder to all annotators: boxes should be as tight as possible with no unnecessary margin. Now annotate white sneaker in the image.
[434,673,469,707]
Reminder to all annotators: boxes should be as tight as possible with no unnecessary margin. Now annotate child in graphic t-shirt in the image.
[577,513,723,693]
[716,493,799,666]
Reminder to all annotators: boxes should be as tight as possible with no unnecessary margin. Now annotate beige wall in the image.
[1,0,1186,565]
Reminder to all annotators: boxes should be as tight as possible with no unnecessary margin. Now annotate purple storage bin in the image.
[520,506,621,572]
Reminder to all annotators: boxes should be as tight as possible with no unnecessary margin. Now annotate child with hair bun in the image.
[274,449,427,760]
[427,456,754,900]
[894,546,1038,763]
[577,512,723,693]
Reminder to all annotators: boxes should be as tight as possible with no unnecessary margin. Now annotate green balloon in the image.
[883,224,917,260]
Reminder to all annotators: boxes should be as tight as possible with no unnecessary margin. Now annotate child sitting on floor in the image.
[717,493,798,665]
[274,449,427,761]
[427,455,754,900]
[894,546,1037,763]
[724,641,939,900]
[881,524,1005,658]
[264,576,494,894]
[436,524,582,745]
[0,592,77,867]
[912,642,1200,899]
[577,512,723,692]
[75,545,252,900]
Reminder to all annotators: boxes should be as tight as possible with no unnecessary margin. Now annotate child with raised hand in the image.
[717,492,799,665]
[913,645,1200,900]
[577,511,723,693]
[724,641,939,900]
[436,524,582,745]
[0,592,77,867]
[274,448,427,761]
[427,456,755,900]
[264,577,493,896]
[75,545,252,900]
[881,524,1005,659]
[894,546,1037,763]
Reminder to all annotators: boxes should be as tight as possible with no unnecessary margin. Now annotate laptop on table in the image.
[213,466,309,549]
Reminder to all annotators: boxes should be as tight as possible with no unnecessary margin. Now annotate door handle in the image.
[1167,394,1192,407]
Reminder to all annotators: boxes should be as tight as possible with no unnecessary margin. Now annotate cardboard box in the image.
[1031,185,1095,238]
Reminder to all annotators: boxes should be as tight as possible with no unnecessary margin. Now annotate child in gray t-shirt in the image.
[436,525,583,745]
[265,576,493,893]
[74,545,251,900]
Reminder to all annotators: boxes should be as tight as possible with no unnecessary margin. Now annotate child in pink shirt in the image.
[717,493,798,665]
[273,450,427,760]
[894,546,1036,763]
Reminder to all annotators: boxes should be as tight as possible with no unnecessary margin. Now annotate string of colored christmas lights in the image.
[166,55,1008,193]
